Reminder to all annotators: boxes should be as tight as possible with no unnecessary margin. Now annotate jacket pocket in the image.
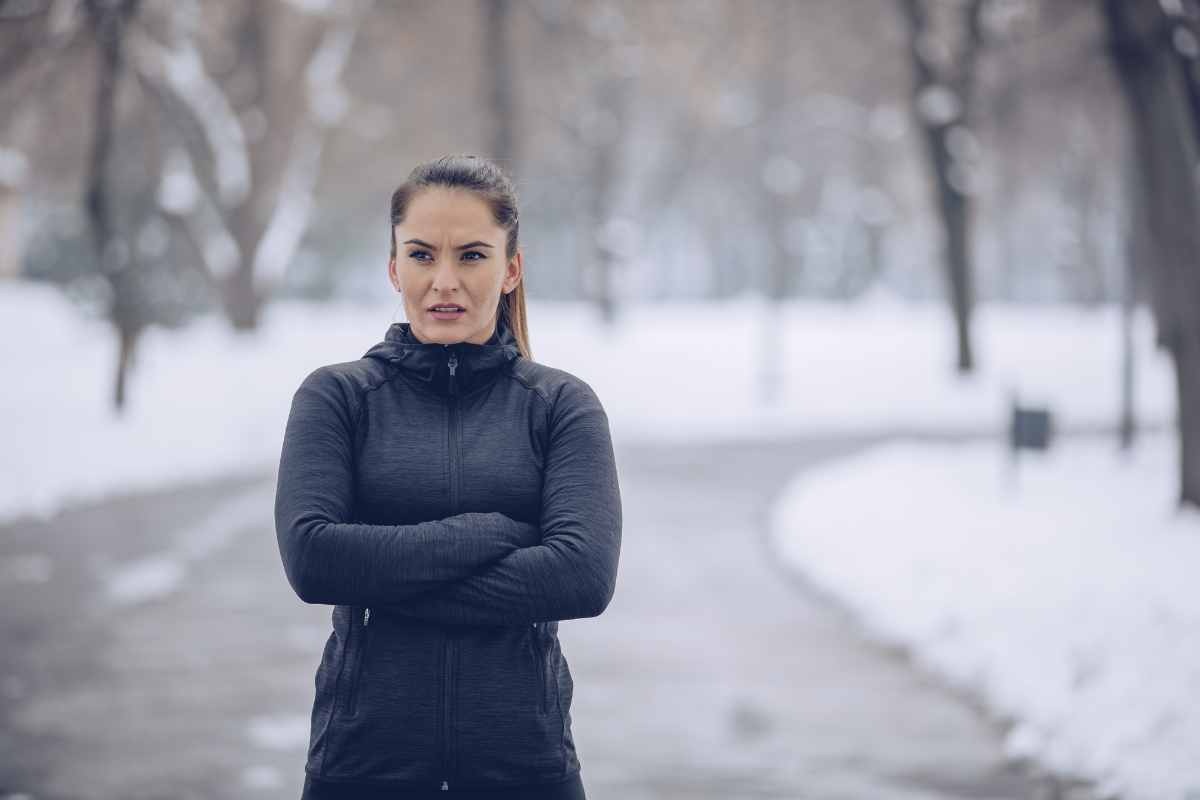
[452,625,563,785]
[530,622,547,715]
[344,606,371,717]
[320,611,441,782]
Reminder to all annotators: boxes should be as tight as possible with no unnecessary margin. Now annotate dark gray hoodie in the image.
[274,320,622,791]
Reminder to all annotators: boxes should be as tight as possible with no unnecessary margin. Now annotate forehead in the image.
[398,188,502,239]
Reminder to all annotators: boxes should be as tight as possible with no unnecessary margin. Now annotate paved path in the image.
[0,436,1097,800]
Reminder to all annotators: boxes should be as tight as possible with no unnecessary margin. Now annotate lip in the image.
[428,305,466,321]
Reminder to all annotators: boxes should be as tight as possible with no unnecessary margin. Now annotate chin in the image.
[414,322,468,345]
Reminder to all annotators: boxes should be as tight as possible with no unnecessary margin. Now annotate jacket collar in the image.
[362,321,521,397]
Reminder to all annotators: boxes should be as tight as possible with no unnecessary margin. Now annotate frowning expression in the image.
[388,187,522,345]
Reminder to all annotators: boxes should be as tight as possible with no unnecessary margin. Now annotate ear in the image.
[504,249,523,293]
[387,256,398,289]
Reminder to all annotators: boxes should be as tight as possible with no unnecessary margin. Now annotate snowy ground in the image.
[0,279,1175,525]
[768,434,1200,800]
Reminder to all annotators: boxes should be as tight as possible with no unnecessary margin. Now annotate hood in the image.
[363,320,521,396]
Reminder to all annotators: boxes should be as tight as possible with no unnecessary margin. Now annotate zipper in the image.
[531,621,547,714]
[442,636,455,785]
[439,350,460,790]
[345,606,371,716]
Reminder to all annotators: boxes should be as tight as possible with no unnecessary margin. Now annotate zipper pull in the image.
[363,607,371,626]
[447,353,458,376]
[440,780,449,790]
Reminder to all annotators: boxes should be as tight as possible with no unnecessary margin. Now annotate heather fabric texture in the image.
[274,320,622,790]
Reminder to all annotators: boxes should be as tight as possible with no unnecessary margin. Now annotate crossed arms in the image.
[273,368,623,627]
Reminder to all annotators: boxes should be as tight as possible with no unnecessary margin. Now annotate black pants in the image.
[301,772,587,800]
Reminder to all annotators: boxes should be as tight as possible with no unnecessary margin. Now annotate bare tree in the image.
[81,0,143,410]
[898,0,985,372]
[1104,0,1200,508]
[757,0,798,305]
[129,0,374,330]
[526,0,637,323]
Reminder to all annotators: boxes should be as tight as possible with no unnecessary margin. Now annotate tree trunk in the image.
[1175,334,1200,507]
[1105,0,1200,508]
[484,0,516,171]
[83,0,142,413]
[940,172,975,372]
[759,0,795,304]
[1118,214,1137,452]
[0,185,22,278]
[898,0,982,373]
[221,260,262,330]
[588,71,632,327]
[223,0,273,331]
[114,323,140,411]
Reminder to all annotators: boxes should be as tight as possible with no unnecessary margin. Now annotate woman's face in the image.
[389,187,522,346]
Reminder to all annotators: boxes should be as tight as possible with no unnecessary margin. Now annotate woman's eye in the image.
[408,250,431,262]
[462,251,485,262]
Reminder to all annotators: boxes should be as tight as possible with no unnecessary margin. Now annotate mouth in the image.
[428,304,466,320]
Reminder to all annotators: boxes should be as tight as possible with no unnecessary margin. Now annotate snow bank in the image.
[768,435,1200,800]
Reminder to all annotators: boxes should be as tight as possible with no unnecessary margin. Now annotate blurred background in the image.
[1,0,1198,798]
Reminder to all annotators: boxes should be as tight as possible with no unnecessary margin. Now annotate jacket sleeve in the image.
[381,376,623,627]
[274,367,542,607]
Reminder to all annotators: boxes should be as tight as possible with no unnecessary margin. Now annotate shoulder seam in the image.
[353,366,396,429]
[304,361,394,429]
[507,362,554,411]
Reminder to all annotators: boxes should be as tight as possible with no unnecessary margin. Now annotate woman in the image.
[274,154,623,799]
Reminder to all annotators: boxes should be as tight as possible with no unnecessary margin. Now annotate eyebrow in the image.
[403,239,494,250]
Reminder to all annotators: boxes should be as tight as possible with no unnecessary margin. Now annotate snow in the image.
[0,147,29,188]
[251,127,321,290]
[715,88,757,128]
[0,279,1176,526]
[856,186,894,226]
[868,103,908,141]
[916,84,962,127]
[157,147,200,215]
[305,14,357,127]
[768,436,1200,800]
[279,0,335,14]
[761,154,804,196]
[945,124,981,163]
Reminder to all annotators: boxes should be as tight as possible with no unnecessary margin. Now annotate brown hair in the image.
[389,155,531,360]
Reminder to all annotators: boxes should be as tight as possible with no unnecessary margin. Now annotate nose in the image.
[430,253,462,294]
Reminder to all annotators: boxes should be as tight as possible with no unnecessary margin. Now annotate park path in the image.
[0,435,1092,800]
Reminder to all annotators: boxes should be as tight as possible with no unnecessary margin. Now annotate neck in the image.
[409,317,503,347]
